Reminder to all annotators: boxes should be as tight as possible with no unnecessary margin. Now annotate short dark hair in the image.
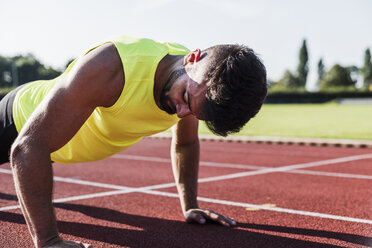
[202,45,267,137]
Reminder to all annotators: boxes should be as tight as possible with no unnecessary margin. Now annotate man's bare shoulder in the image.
[66,42,125,108]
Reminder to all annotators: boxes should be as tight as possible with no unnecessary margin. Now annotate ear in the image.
[183,49,201,65]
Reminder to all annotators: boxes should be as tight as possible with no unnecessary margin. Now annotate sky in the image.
[1,0,371,90]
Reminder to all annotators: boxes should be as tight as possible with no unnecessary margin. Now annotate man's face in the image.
[160,51,210,120]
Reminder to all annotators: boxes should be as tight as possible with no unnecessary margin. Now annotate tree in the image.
[14,54,43,84]
[320,64,356,90]
[316,58,325,89]
[296,39,309,88]
[38,66,61,80]
[361,48,372,90]
[276,70,300,88]
[0,56,12,87]
[13,54,61,85]
[0,53,62,88]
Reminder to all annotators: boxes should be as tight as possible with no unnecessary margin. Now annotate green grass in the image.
[198,103,372,140]
[2,84,370,140]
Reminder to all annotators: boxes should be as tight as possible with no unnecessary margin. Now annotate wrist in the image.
[38,235,61,248]
[183,203,199,214]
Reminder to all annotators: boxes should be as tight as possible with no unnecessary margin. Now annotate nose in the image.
[176,103,192,118]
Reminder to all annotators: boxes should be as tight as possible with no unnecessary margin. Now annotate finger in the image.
[218,215,237,226]
[216,217,230,227]
[219,215,237,227]
[198,210,228,226]
[201,210,235,227]
[80,243,93,248]
[71,241,93,248]
[229,217,237,226]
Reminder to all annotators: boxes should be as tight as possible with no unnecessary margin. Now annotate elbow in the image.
[171,133,199,147]
[10,138,29,168]
[172,138,199,150]
[10,137,47,169]
[171,137,200,158]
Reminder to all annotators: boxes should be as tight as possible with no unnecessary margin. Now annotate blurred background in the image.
[1,0,371,139]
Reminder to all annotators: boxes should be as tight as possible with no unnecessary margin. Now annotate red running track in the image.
[0,137,371,247]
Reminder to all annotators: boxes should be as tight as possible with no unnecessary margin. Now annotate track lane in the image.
[1,138,371,247]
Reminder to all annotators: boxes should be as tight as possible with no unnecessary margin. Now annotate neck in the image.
[154,55,184,109]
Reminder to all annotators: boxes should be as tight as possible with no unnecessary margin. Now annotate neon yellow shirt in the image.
[13,35,189,163]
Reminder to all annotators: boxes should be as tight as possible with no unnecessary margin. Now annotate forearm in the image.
[171,138,200,214]
[11,144,59,247]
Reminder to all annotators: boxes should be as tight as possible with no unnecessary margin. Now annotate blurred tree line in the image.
[0,54,69,88]
[1,45,371,94]
[270,39,372,93]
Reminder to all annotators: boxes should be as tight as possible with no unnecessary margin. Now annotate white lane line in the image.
[201,161,263,170]
[2,162,372,182]
[1,153,372,223]
[53,176,132,190]
[290,169,372,180]
[1,153,371,195]
[113,153,372,180]
[0,168,178,192]
[0,190,128,211]
[112,154,263,170]
[2,184,372,225]
[53,190,131,203]
[0,168,12,175]
[196,153,372,183]
[112,154,170,163]
[113,153,372,170]
[0,178,178,212]
[143,190,372,225]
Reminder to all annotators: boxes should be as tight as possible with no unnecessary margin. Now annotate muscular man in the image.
[0,35,267,247]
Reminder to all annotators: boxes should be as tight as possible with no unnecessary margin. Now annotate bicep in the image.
[15,43,124,153]
[18,86,96,153]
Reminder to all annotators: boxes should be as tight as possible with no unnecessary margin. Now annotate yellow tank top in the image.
[13,35,189,164]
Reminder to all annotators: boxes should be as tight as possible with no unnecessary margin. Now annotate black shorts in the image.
[0,86,24,165]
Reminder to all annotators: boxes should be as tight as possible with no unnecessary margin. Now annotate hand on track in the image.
[184,208,236,227]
